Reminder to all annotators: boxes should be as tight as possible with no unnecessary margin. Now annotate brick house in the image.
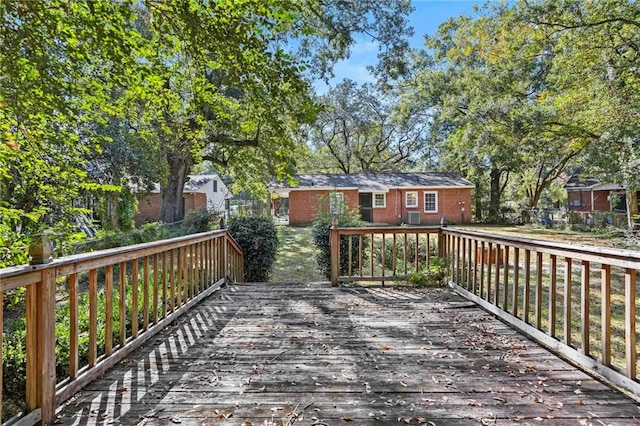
[565,175,637,212]
[269,172,474,226]
[135,175,232,225]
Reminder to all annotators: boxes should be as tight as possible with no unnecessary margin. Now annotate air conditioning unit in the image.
[407,211,421,225]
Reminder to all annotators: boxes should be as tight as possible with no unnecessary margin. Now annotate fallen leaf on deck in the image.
[342,415,353,421]
[380,345,392,351]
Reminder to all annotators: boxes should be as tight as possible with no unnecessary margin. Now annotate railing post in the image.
[26,268,57,424]
[223,233,229,282]
[330,226,339,287]
[437,228,444,258]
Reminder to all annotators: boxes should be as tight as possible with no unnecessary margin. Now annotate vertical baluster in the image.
[625,268,636,379]
[69,273,79,378]
[403,233,408,276]
[348,234,353,277]
[494,244,501,305]
[549,255,557,338]
[370,232,374,277]
[178,247,184,307]
[143,256,149,331]
[479,241,485,298]
[461,237,467,288]
[414,234,419,273]
[153,253,159,325]
[581,260,590,355]
[132,259,139,338]
[456,236,462,284]
[359,235,363,277]
[535,252,543,329]
[427,233,431,266]
[601,264,611,365]
[89,268,97,367]
[162,251,168,318]
[524,250,531,324]
[392,233,397,276]
[170,249,176,312]
[467,237,473,289]
[119,262,126,346]
[512,248,519,317]
[105,265,113,356]
[564,257,573,346]
[486,243,493,302]
[472,239,478,294]
[195,243,200,294]
[381,233,386,284]
[502,245,510,310]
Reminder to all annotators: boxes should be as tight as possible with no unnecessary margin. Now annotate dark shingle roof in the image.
[564,175,600,189]
[269,172,474,191]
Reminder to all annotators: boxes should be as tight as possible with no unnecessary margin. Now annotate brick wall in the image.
[289,189,359,225]
[289,187,472,225]
[134,192,207,226]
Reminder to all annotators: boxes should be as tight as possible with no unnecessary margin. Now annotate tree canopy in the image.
[0,0,414,264]
[398,0,640,225]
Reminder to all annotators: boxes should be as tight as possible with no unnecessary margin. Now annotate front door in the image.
[359,193,373,222]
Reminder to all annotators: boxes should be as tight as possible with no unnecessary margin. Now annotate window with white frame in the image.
[373,193,386,208]
[405,191,418,208]
[424,191,438,213]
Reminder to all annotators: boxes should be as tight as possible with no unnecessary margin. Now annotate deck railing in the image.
[330,226,443,286]
[441,227,639,397]
[330,225,640,398]
[0,230,243,425]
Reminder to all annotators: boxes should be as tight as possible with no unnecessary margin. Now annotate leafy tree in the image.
[0,0,415,263]
[308,79,426,173]
[520,0,640,229]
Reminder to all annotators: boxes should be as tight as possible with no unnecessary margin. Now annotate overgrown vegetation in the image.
[228,215,278,282]
[408,257,450,288]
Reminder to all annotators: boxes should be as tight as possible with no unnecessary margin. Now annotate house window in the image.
[213,179,218,192]
[424,191,438,213]
[329,192,345,215]
[405,191,418,208]
[373,193,386,208]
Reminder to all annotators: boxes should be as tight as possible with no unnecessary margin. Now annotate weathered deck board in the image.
[57,282,639,425]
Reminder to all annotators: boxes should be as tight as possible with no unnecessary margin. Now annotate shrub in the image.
[312,210,365,279]
[408,257,450,288]
[228,215,278,282]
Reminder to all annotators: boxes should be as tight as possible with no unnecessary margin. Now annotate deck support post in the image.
[26,267,57,425]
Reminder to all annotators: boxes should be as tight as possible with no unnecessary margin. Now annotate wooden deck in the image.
[57,282,640,425]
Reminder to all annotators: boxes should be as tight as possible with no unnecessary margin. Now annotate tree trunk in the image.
[473,180,483,222]
[488,167,501,222]
[626,188,638,231]
[159,151,192,223]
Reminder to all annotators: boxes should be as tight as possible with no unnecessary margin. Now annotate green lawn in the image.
[455,224,621,248]
[270,226,326,283]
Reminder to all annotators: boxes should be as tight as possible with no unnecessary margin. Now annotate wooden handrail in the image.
[441,227,640,398]
[0,230,243,425]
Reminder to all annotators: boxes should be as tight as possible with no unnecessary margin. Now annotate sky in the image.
[316,0,484,92]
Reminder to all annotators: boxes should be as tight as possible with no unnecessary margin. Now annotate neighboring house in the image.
[269,172,474,226]
[135,174,232,225]
[565,175,637,212]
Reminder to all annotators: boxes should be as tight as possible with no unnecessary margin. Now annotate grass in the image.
[270,226,325,283]
[456,224,620,247]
